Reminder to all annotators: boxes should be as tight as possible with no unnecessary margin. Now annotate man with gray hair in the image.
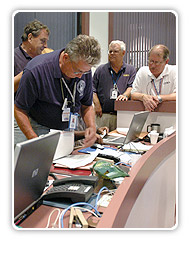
[131,44,176,111]
[93,40,136,131]
[14,34,101,147]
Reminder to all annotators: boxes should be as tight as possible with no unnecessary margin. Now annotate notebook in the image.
[103,111,149,146]
[14,132,60,222]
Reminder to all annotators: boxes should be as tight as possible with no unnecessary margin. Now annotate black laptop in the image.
[14,132,60,223]
[103,111,149,146]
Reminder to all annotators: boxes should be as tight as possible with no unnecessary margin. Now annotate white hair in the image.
[109,40,126,52]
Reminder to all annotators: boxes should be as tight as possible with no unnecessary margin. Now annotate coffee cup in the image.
[150,131,159,144]
[147,123,160,133]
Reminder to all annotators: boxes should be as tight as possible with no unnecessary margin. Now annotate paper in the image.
[123,142,153,152]
[53,150,99,169]
[116,127,129,135]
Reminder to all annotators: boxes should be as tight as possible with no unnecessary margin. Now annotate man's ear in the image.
[27,33,33,42]
[166,58,169,64]
[62,52,69,62]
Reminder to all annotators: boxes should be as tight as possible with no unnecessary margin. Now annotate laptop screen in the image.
[14,132,60,222]
[123,111,149,145]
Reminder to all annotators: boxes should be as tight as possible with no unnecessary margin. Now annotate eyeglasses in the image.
[70,59,91,75]
[108,50,120,54]
[148,60,165,66]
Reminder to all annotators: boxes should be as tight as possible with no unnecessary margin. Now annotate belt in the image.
[103,111,117,115]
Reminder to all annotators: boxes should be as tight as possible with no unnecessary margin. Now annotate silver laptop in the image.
[14,132,60,222]
[103,111,149,146]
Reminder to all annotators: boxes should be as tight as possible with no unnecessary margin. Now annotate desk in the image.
[18,132,176,229]
[115,100,176,133]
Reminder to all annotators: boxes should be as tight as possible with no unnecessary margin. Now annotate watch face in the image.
[158,96,162,103]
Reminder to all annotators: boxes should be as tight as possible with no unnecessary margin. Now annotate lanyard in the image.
[151,78,163,95]
[110,69,122,86]
[61,77,77,110]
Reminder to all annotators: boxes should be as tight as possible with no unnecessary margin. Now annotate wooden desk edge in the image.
[115,100,176,113]
[97,133,176,228]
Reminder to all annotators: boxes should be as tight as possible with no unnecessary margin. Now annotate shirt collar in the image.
[53,48,65,78]
[108,61,126,73]
[19,44,32,60]
[148,64,169,80]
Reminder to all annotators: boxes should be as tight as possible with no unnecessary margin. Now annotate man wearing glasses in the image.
[131,44,176,112]
[93,40,136,131]
[14,34,101,147]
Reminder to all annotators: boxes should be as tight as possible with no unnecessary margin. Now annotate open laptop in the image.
[14,132,60,223]
[103,111,149,146]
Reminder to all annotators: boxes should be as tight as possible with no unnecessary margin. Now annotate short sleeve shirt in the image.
[131,64,176,96]
[14,49,93,130]
[92,62,136,113]
[14,44,32,76]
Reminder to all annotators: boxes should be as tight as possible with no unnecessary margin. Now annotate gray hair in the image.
[64,34,101,66]
[21,20,50,41]
[148,44,170,61]
[109,40,126,52]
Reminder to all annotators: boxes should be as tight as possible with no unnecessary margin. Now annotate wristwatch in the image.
[157,95,162,103]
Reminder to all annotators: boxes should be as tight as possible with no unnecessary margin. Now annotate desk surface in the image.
[17,133,176,229]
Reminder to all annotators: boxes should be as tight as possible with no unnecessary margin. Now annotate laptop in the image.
[14,132,60,223]
[103,111,149,146]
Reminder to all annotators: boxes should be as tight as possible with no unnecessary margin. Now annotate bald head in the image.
[148,44,170,61]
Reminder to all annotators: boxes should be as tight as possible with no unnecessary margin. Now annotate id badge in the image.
[110,88,118,99]
[62,107,70,122]
[68,112,78,130]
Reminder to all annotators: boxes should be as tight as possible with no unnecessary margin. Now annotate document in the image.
[123,142,153,152]
[53,150,99,169]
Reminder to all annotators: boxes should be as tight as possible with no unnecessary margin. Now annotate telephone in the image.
[42,176,98,203]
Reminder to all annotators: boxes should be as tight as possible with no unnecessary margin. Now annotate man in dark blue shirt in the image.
[14,35,101,147]
[14,20,50,92]
[93,40,136,131]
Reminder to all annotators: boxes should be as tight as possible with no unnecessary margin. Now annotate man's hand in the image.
[83,126,97,148]
[142,94,159,111]
[116,94,129,101]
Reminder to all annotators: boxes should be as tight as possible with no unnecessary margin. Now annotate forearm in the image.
[14,71,23,92]
[131,92,144,101]
[123,87,132,98]
[14,104,38,139]
[159,93,176,102]
[81,105,96,130]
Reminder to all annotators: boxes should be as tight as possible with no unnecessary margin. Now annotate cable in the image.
[95,186,112,210]
[114,161,132,167]
[46,208,61,228]
[59,202,102,228]
[59,187,115,228]
[74,207,100,218]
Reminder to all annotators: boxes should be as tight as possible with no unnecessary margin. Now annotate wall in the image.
[89,12,109,67]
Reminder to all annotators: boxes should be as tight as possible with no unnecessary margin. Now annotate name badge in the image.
[110,88,118,99]
[110,83,119,99]
[62,107,70,122]
[69,113,78,130]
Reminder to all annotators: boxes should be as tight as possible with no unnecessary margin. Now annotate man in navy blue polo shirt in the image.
[14,19,50,92]
[93,40,136,131]
[14,34,101,147]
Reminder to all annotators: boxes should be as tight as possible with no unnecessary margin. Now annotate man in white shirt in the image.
[131,44,176,111]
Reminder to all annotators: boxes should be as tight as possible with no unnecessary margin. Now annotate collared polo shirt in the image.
[14,44,32,76]
[92,62,136,113]
[131,64,176,96]
[14,49,93,130]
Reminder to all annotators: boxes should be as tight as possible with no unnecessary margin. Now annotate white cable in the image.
[46,208,61,228]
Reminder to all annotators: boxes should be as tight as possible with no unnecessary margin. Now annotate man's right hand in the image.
[142,94,159,112]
